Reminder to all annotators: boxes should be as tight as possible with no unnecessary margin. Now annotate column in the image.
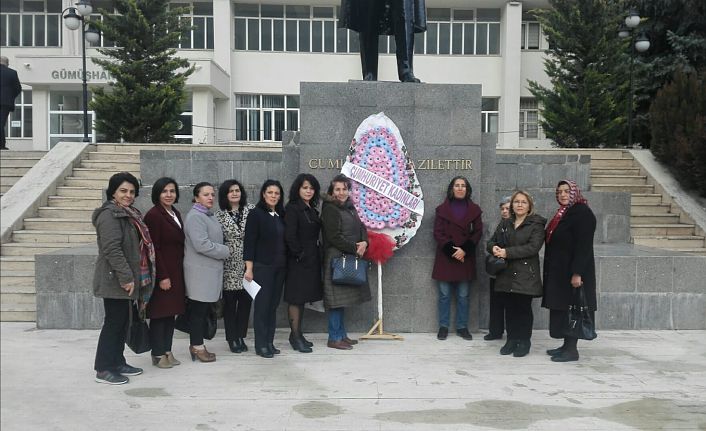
[498,1,522,148]
[192,89,215,144]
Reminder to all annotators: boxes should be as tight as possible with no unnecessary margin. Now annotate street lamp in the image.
[618,9,650,147]
[63,1,100,143]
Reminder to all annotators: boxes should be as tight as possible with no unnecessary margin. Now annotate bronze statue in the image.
[339,0,427,83]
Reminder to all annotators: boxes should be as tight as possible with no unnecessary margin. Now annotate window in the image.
[49,91,94,148]
[175,93,193,142]
[519,97,539,139]
[481,97,498,133]
[419,8,500,56]
[87,1,117,48]
[174,1,214,49]
[521,22,540,50]
[1,0,61,47]
[5,90,32,138]
[235,94,299,142]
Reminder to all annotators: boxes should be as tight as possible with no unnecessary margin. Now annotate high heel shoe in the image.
[289,333,313,353]
[300,334,313,348]
[228,339,243,354]
[165,352,181,366]
[189,346,216,362]
[239,338,249,352]
[152,355,172,368]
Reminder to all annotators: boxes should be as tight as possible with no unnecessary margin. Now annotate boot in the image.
[500,339,518,355]
[289,333,313,353]
[513,339,531,357]
[552,337,579,362]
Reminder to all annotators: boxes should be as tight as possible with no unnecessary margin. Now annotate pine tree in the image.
[90,0,194,143]
[528,0,629,148]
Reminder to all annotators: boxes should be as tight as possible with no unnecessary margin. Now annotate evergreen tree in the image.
[90,0,194,143]
[528,0,629,148]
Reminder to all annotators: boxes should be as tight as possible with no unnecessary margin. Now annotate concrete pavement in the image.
[1,323,705,430]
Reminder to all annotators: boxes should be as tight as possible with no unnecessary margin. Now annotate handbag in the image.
[563,286,597,340]
[175,301,218,340]
[126,301,151,354]
[330,253,369,286]
[485,254,507,276]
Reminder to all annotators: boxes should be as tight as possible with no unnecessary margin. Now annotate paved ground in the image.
[1,323,705,430]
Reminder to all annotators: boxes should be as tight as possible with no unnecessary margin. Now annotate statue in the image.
[339,0,427,83]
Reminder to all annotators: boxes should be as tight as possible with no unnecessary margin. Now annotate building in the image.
[1,0,551,150]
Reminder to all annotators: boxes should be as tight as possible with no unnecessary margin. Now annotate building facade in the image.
[1,0,551,150]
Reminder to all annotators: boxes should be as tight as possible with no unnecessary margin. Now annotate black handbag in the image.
[485,254,508,276]
[563,286,597,340]
[331,253,369,286]
[175,301,218,340]
[126,301,151,354]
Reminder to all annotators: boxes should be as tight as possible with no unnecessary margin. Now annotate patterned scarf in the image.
[545,179,588,244]
[115,201,156,304]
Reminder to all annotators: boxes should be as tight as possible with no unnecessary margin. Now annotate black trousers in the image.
[252,264,285,350]
[149,316,175,356]
[223,289,252,341]
[94,298,130,372]
[187,299,211,346]
[488,279,506,336]
[498,292,534,340]
[1,105,11,146]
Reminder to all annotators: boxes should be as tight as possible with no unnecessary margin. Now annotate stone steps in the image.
[590,158,635,168]
[1,271,35,289]
[631,224,697,236]
[632,194,663,205]
[37,206,95,219]
[591,175,648,185]
[47,196,103,208]
[23,217,94,231]
[592,167,641,176]
[55,186,103,198]
[12,230,96,244]
[72,168,127,179]
[631,204,672,215]
[0,256,35,271]
[1,242,71,256]
[592,183,655,194]
[87,151,140,161]
[80,161,141,171]
[0,159,38,168]
[63,177,114,188]
[633,235,706,248]
[630,214,681,224]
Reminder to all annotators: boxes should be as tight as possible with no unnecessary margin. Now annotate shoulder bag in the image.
[331,253,369,286]
[563,286,597,340]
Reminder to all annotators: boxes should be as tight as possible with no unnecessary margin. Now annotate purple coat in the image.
[431,199,483,282]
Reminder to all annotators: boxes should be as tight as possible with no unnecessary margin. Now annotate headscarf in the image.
[115,201,156,305]
[545,179,588,244]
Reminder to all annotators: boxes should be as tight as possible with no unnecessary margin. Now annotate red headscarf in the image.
[545,179,588,243]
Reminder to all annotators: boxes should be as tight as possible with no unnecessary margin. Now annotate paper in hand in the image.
[242,278,261,299]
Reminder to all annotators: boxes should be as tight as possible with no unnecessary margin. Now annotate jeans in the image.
[437,280,470,329]
[94,298,130,372]
[327,308,346,341]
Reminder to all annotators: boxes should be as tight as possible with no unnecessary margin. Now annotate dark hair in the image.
[446,176,472,201]
[256,179,285,214]
[192,182,214,203]
[106,171,140,201]
[327,174,351,195]
[151,177,179,205]
[218,179,248,211]
[288,173,321,208]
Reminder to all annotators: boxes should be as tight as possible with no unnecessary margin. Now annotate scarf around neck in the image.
[545,179,588,244]
[114,200,155,305]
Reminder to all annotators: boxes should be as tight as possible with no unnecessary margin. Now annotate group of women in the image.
[91,172,370,384]
[91,170,596,385]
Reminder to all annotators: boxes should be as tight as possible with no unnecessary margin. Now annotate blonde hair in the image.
[510,190,535,216]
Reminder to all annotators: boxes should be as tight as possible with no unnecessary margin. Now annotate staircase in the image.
[0,151,47,196]
[590,150,706,256]
[0,145,140,321]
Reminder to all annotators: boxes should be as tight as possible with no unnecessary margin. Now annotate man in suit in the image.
[1,56,23,150]
[339,0,426,83]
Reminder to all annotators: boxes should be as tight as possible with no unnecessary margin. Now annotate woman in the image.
[215,179,255,354]
[183,182,230,362]
[321,174,370,350]
[244,180,287,359]
[284,173,323,353]
[92,172,154,385]
[543,180,597,362]
[484,196,511,341]
[432,176,483,341]
[487,190,546,357]
[144,177,186,368]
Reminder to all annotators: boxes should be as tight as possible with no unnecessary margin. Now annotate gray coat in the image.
[321,195,371,309]
[92,201,140,299]
[486,214,547,297]
[183,206,230,302]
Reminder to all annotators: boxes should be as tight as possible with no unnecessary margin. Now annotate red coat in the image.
[431,199,483,282]
[143,205,186,318]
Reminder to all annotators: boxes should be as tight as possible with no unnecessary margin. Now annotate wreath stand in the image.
[360,263,403,341]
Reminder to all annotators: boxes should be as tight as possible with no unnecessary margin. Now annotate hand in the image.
[571,274,583,288]
[159,278,171,291]
[492,246,507,259]
[452,246,466,261]
[244,269,254,282]
[121,281,135,297]
[356,241,367,257]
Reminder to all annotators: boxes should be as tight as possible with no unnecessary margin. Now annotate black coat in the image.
[487,214,547,297]
[243,207,286,266]
[542,203,597,310]
[339,0,426,35]
[0,64,22,109]
[284,200,323,304]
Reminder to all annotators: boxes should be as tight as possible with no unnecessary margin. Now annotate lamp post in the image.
[618,9,650,147]
[63,0,100,143]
